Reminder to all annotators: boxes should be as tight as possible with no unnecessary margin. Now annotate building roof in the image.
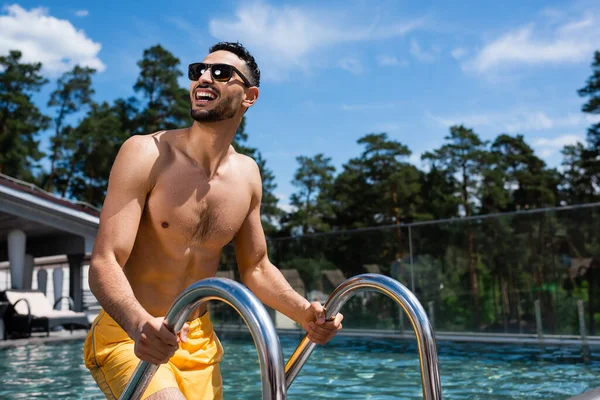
[0,174,100,260]
[0,174,100,217]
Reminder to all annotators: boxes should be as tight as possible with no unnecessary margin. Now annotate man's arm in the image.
[234,161,342,344]
[89,135,153,334]
[88,135,179,364]
[234,192,310,323]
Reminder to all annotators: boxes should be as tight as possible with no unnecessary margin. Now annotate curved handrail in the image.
[285,274,443,400]
[119,278,286,400]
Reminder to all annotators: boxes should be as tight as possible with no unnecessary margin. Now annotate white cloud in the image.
[531,134,584,158]
[338,57,362,74]
[431,109,600,133]
[429,108,599,163]
[408,153,422,166]
[0,5,104,75]
[377,54,408,67]
[74,9,89,17]
[409,39,439,62]
[464,8,600,73]
[559,15,594,34]
[276,193,294,213]
[207,1,425,80]
[451,47,467,60]
[408,152,431,172]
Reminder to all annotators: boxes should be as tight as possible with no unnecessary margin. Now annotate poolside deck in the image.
[215,324,600,347]
[2,324,599,350]
[0,329,88,350]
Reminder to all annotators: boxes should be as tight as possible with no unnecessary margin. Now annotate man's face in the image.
[189,50,251,123]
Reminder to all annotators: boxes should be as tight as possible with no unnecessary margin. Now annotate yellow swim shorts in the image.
[83,310,224,399]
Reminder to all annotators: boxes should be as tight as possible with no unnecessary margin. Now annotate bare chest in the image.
[144,167,251,249]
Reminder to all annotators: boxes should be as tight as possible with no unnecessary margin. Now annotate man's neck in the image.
[185,119,238,179]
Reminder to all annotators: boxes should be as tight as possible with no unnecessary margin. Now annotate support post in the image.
[8,230,26,289]
[38,268,48,296]
[408,226,415,293]
[68,254,84,312]
[53,268,64,309]
[535,299,543,343]
[428,301,435,331]
[577,300,591,363]
[23,254,34,290]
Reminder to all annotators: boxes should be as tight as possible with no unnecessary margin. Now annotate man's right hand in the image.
[132,317,180,365]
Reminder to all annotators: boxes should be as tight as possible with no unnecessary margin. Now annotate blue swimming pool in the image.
[0,334,598,399]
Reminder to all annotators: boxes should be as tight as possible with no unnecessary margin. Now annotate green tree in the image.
[422,125,489,330]
[491,134,563,331]
[286,154,336,234]
[359,133,422,227]
[45,65,96,192]
[490,134,558,210]
[419,166,460,219]
[324,133,420,277]
[479,150,510,214]
[112,96,140,137]
[560,142,598,204]
[60,102,129,206]
[0,50,49,180]
[578,50,600,191]
[329,157,375,229]
[423,126,488,216]
[331,133,415,229]
[133,45,190,134]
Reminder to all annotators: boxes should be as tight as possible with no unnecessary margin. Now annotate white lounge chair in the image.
[2,289,90,338]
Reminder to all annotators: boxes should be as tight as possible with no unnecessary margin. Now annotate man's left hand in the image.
[301,302,343,345]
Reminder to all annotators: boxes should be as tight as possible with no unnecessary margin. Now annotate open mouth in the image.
[194,89,217,103]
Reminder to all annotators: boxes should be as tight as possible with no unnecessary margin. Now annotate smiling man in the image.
[83,42,343,400]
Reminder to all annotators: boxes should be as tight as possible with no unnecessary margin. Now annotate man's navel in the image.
[161,221,169,228]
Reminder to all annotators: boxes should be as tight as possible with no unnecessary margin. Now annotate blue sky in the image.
[1,0,600,209]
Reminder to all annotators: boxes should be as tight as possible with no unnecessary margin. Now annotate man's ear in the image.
[242,87,259,109]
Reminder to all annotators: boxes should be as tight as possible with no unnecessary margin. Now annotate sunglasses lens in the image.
[211,64,233,81]
[188,63,205,80]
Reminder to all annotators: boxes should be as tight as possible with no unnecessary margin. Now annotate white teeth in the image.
[195,90,216,100]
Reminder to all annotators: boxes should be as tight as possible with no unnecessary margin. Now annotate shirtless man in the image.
[83,42,343,399]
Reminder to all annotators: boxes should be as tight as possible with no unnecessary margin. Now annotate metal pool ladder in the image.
[120,274,442,399]
[285,273,443,400]
[119,278,286,400]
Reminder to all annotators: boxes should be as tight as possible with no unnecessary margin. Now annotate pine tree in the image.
[45,65,96,192]
[133,45,190,134]
[0,50,49,180]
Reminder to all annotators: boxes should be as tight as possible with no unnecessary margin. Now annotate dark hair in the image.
[209,42,261,87]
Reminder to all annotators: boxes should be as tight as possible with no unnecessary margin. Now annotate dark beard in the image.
[190,96,237,123]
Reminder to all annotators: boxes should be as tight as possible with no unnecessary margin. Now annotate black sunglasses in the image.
[188,63,253,87]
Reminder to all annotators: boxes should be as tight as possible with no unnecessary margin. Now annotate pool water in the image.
[0,334,598,399]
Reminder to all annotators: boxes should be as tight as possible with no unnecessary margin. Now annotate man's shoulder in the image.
[231,152,261,179]
[112,133,169,183]
[233,152,259,169]
[119,131,171,160]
